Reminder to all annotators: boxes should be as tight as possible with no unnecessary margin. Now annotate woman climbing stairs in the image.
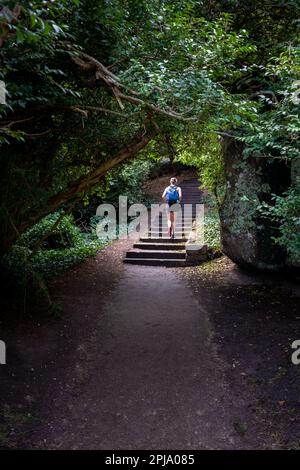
[123,178,203,266]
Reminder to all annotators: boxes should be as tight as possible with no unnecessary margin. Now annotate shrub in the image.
[258,184,300,263]
[106,157,156,207]
[18,213,82,250]
[194,192,222,257]
[204,210,221,251]
[3,213,105,281]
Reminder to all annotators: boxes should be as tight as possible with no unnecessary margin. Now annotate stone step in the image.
[148,232,191,238]
[149,227,192,232]
[181,189,202,191]
[126,249,186,259]
[151,215,195,220]
[181,202,201,205]
[148,231,192,237]
[123,258,187,267]
[149,226,194,231]
[181,192,202,195]
[180,202,202,205]
[149,224,193,230]
[151,219,194,223]
[154,210,198,213]
[181,200,202,203]
[182,191,201,193]
[157,205,199,208]
[133,242,186,250]
[151,219,194,222]
[139,237,188,243]
[150,225,195,230]
[151,216,195,221]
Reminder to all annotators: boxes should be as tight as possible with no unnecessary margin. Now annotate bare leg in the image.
[167,212,172,236]
[169,211,175,237]
[173,211,177,235]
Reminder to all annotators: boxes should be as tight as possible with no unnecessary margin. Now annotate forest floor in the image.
[0,237,300,449]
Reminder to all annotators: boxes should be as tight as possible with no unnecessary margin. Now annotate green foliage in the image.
[195,192,221,252]
[237,41,300,163]
[258,185,300,263]
[18,212,81,250]
[204,192,221,250]
[106,157,156,207]
[177,133,226,207]
[204,210,221,251]
[202,0,300,59]
[30,240,101,278]
[233,40,300,262]
[3,213,105,279]
[1,0,300,266]
[0,0,77,121]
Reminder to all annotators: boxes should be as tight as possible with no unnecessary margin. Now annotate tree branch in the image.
[67,46,198,121]
[117,92,197,121]
[1,116,34,128]
[249,90,279,105]
[69,105,128,118]
[18,129,156,235]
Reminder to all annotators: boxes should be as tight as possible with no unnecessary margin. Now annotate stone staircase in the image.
[123,178,204,266]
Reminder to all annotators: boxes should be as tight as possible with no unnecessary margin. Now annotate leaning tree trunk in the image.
[1,130,155,256]
[220,137,292,272]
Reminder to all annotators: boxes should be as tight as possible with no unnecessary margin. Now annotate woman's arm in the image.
[162,187,167,199]
[178,187,182,201]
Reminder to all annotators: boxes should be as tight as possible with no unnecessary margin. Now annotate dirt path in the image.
[1,239,300,449]
[34,263,243,449]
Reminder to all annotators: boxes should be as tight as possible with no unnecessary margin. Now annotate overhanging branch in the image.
[18,129,156,235]
[67,46,197,122]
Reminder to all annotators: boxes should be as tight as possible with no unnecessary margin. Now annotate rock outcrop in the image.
[220,137,297,272]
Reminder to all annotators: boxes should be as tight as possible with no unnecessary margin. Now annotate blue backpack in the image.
[166,185,179,203]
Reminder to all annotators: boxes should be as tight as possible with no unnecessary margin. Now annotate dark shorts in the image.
[166,202,181,213]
